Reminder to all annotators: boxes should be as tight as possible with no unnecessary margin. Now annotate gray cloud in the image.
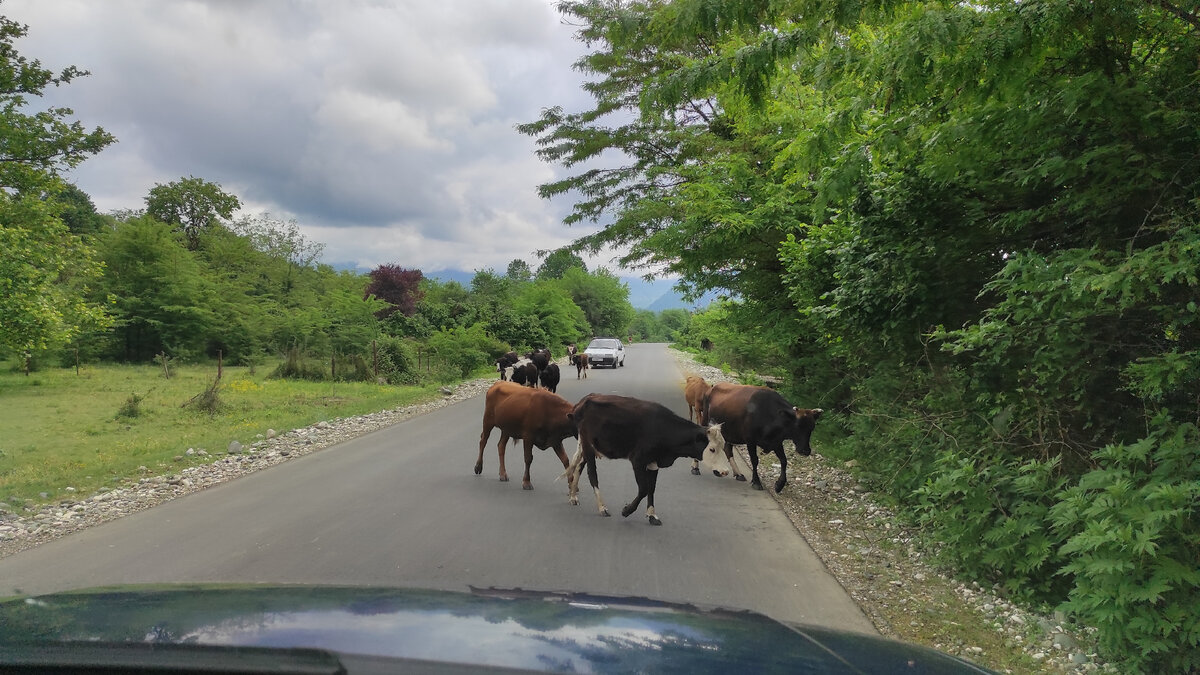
[6,0,603,272]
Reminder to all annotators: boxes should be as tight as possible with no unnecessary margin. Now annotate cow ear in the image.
[567,412,576,423]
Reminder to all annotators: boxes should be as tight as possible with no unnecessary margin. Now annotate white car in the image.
[584,338,625,369]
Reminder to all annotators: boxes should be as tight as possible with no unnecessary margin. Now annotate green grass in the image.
[0,361,465,508]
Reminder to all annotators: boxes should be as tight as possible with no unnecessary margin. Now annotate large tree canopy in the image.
[525,1,1200,670]
[145,176,242,250]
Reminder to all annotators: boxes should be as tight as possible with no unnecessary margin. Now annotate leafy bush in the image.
[425,325,507,379]
[1051,418,1200,673]
[917,453,1072,600]
[115,392,144,419]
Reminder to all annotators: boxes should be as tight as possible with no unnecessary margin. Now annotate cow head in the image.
[695,423,729,473]
[788,408,823,456]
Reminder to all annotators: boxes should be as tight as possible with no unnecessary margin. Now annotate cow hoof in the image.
[751,482,764,491]
[522,484,533,491]
[691,467,701,476]
[735,474,747,482]
[499,476,509,482]
[620,504,635,518]
[473,463,482,475]
[774,480,786,494]
[713,470,725,478]
[648,516,662,526]
[569,497,579,506]
[600,509,610,517]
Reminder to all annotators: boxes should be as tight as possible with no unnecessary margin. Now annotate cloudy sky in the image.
[5,0,618,276]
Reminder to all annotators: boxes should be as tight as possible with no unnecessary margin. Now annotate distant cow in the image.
[699,383,822,493]
[510,362,538,388]
[496,351,519,380]
[683,375,710,423]
[567,344,588,379]
[527,348,552,372]
[564,394,727,526]
[474,381,576,490]
[539,363,561,393]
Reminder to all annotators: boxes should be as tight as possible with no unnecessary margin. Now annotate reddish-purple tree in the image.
[365,265,424,318]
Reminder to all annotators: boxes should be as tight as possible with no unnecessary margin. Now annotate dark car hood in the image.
[0,585,992,674]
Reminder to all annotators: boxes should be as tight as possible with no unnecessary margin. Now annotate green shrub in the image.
[916,453,1072,600]
[1051,418,1200,674]
[115,392,144,419]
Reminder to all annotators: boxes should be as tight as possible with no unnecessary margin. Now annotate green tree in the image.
[230,213,324,295]
[50,183,108,236]
[554,267,633,337]
[512,281,588,348]
[94,217,215,361]
[145,176,241,250]
[506,259,532,283]
[0,12,114,363]
[0,14,114,193]
[535,248,586,280]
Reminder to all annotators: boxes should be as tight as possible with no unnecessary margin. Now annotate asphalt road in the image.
[0,343,874,633]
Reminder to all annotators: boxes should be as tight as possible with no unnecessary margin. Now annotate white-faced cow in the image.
[699,383,822,493]
[563,394,727,526]
[496,351,519,380]
[510,361,538,388]
[475,381,576,490]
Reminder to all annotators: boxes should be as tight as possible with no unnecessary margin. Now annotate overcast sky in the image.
[6,0,615,275]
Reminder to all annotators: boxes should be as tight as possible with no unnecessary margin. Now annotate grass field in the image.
[0,361,472,509]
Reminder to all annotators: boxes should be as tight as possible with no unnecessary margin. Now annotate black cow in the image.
[527,348,551,373]
[699,383,822,493]
[518,362,539,388]
[496,351,519,380]
[563,394,728,526]
[510,361,536,387]
[539,363,561,393]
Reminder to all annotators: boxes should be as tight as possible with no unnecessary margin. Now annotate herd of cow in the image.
[474,350,823,526]
[495,347,589,392]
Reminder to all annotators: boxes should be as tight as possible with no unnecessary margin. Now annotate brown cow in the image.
[699,383,822,493]
[683,375,710,423]
[474,381,576,490]
[567,343,589,379]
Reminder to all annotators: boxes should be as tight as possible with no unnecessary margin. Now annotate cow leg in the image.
[475,425,493,475]
[585,454,609,516]
[690,458,701,475]
[521,439,535,490]
[644,468,662,525]
[496,432,511,482]
[621,466,651,519]
[565,445,585,505]
[727,443,746,481]
[551,443,570,471]
[747,443,764,490]
[772,445,788,493]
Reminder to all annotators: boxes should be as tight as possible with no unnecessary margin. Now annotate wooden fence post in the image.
[372,340,379,378]
[217,350,223,380]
